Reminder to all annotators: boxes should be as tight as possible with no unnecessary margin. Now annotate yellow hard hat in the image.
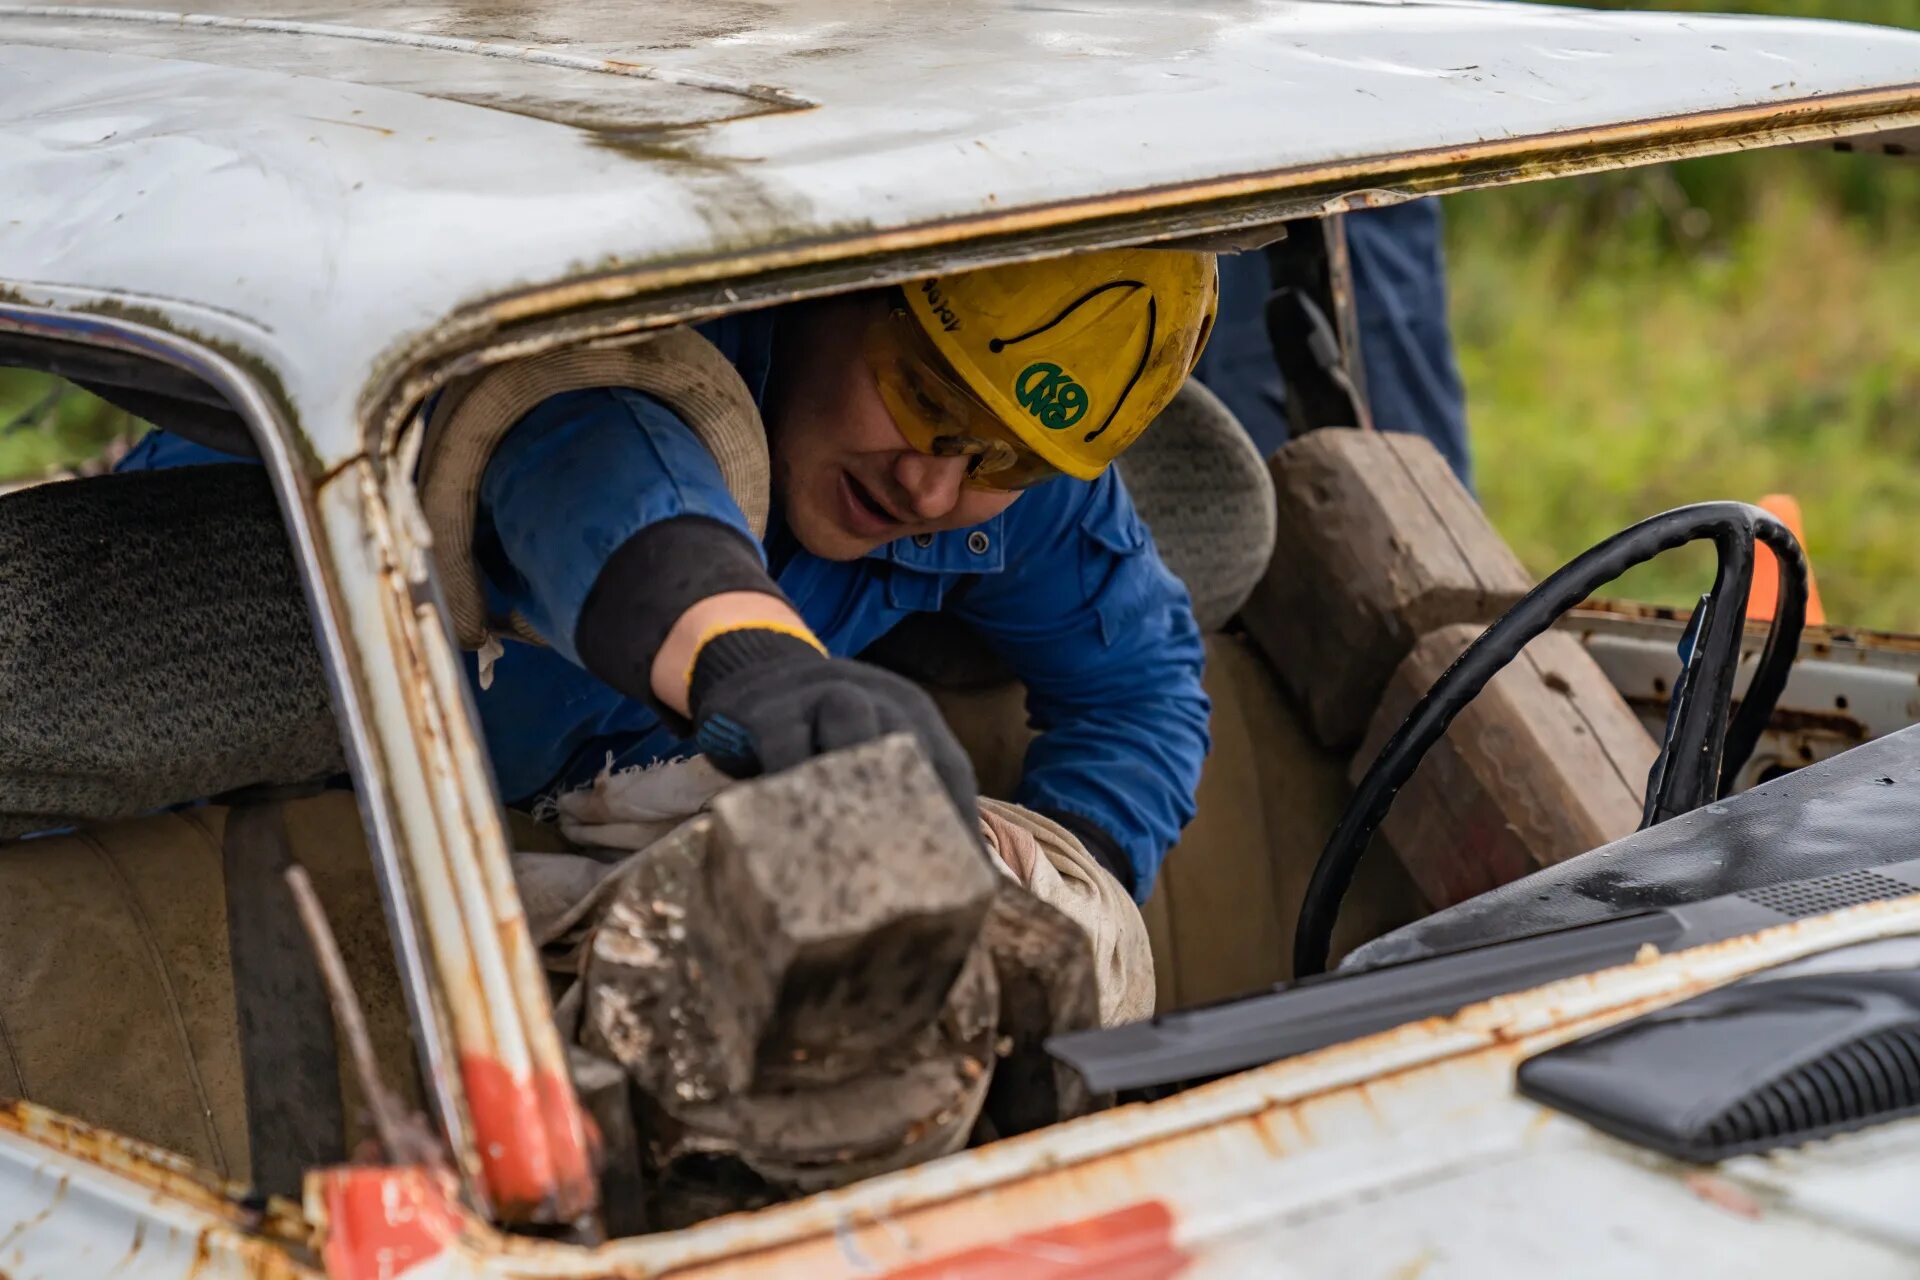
[894,249,1218,483]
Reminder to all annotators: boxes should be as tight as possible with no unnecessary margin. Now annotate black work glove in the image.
[688,626,979,823]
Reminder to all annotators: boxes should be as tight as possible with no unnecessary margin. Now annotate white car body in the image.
[3,1,1919,1275]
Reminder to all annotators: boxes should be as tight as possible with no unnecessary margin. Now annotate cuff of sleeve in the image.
[1037,807,1137,897]
[574,515,784,715]
[687,625,827,719]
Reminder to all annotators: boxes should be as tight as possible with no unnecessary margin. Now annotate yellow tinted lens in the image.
[866,307,1061,491]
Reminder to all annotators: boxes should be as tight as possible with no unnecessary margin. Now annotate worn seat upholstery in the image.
[0,465,344,837]
[0,464,409,1194]
[0,794,418,1185]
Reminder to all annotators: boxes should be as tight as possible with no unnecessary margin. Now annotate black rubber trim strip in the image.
[1047,856,1920,1094]
[223,802,346,1195]
[575,515,783,703]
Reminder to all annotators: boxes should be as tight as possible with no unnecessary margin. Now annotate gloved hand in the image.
[687,625,979,822]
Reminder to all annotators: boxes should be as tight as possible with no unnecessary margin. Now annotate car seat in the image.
[0,464,415,1196]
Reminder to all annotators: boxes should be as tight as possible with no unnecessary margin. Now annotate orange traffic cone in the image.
[1747,493,1824,625]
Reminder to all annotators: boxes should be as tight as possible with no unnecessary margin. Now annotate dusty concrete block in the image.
[584,734,1000,1110]
[640,945,999,1228]
[581,820,756,1104]
[704,732,999,1079]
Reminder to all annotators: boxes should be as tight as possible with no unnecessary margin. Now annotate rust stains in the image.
[1579,598,1920,658]
[574,891,1920,1277]
[1683,1171,1764,1220]
[481,80,1920,326]
[0,1177,60,1253]
[344,459,598,1224]
[875,1201,1188,1279]
[1622,695,1867,743]
[119,1219,147,1272]
[361,83,1920,454]
[0,1102,312,1247]
[0,1103,319,1277]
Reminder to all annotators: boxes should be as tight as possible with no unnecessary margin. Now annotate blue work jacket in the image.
[1193,199,1472,488]
[121,310,1211,899]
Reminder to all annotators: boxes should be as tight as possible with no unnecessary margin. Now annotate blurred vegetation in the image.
[4,1,1915,633]
[0,371,138,481]
[1453,0,1920,628]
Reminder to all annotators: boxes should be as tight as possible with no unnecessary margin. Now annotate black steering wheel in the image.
[1292,501,1810,978]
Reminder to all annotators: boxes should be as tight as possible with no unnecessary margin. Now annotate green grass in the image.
[0,370,137,480]
[1450,1,1920,630]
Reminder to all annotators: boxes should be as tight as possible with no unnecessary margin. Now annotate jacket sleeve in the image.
[949,470,1210,900]
[477,387,762,664]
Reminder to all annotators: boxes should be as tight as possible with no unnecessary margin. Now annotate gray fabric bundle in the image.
[0,465,342,838]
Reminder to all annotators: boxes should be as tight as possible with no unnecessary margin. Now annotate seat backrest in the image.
[1112,378,1278,632]
[932,633,1427,1010]
[0,465,342,836]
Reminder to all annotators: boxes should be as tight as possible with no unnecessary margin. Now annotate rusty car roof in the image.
[4,0,1919,468]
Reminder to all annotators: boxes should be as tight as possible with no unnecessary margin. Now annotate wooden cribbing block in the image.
[1355,624,1659,910]
[1241,429,1532,750]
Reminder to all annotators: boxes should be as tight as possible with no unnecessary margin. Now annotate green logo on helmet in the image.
[1014,362,1089,431]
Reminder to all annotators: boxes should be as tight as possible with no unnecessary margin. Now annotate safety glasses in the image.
[862,298,1061,491]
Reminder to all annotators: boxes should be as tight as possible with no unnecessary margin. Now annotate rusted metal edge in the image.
[330,457,597,1224]
[1574,597,1920,658]
[311,893,1920,1277]
[359,80,1920,455]
[0,1102,317,1254]
[597,893,1920,1274]
[1835,123,1916,157]
[0,303,595,1223]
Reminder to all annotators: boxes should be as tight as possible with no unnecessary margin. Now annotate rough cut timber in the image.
[1356,624,1659,910]
[1242,428,1533,750]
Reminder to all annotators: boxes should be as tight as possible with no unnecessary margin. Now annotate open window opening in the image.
[0,337,421,1205]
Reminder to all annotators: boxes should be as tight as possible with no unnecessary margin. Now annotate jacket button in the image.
[967,531,991,555]
[913,533,935,548]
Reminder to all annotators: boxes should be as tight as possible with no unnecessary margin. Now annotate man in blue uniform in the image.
[1194,201,1472,487]
[122,249,1220,901]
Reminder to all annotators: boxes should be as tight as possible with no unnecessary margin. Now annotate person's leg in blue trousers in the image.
[1192,199,1472,490]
